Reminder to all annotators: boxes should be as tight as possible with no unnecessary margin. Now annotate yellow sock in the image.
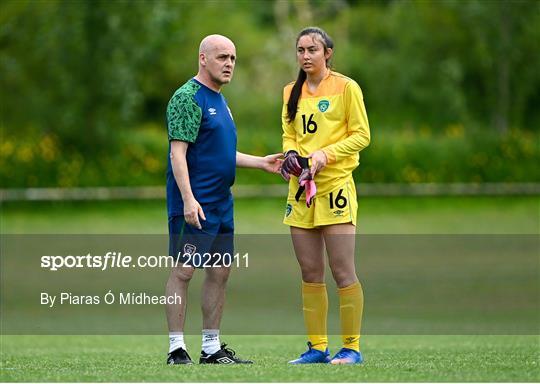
[302,281,328,352]
[338,281,364,352]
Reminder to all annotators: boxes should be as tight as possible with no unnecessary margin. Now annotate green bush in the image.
[2,124,538,188]
[355,126,540,183]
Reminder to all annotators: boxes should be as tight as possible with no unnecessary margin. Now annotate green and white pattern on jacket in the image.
[167,80,202,143]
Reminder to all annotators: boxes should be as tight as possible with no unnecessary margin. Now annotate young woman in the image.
[281,27,370,365]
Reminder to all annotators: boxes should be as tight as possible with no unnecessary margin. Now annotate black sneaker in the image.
[167,347,194,365]
[199,343,253,364]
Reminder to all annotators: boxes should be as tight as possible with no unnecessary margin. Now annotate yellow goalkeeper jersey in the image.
[282,70,370,197]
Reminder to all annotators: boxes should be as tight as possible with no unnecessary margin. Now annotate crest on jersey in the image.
[318,100,330,112]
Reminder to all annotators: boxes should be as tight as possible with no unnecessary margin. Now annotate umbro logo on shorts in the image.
[208,108,217,115]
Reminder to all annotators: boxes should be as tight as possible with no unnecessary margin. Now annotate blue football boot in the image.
[288,342,330,364]
[330,347,363,365]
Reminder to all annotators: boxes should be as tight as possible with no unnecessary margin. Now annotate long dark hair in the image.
[286,27,334,123]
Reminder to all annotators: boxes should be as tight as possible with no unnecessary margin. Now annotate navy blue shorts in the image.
[168,196,234,268]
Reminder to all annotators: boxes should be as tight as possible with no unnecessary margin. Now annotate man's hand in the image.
[308,150,328,175]
[183,197,206,230]
[261,153,283,174]
[280,150,302,181]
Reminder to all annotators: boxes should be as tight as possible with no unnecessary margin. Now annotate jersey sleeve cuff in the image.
[168,136,195,144]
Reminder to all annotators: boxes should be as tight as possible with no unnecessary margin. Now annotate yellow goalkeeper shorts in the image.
[283,178,358,229]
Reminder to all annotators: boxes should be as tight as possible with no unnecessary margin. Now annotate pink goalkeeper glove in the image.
[296,168,317,208]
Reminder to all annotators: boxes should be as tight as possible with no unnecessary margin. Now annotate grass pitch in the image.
[1,196,539,381]
[1,335,539,382]
[1,196,538,234]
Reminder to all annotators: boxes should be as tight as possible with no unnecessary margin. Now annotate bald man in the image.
[164,35,281,365]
